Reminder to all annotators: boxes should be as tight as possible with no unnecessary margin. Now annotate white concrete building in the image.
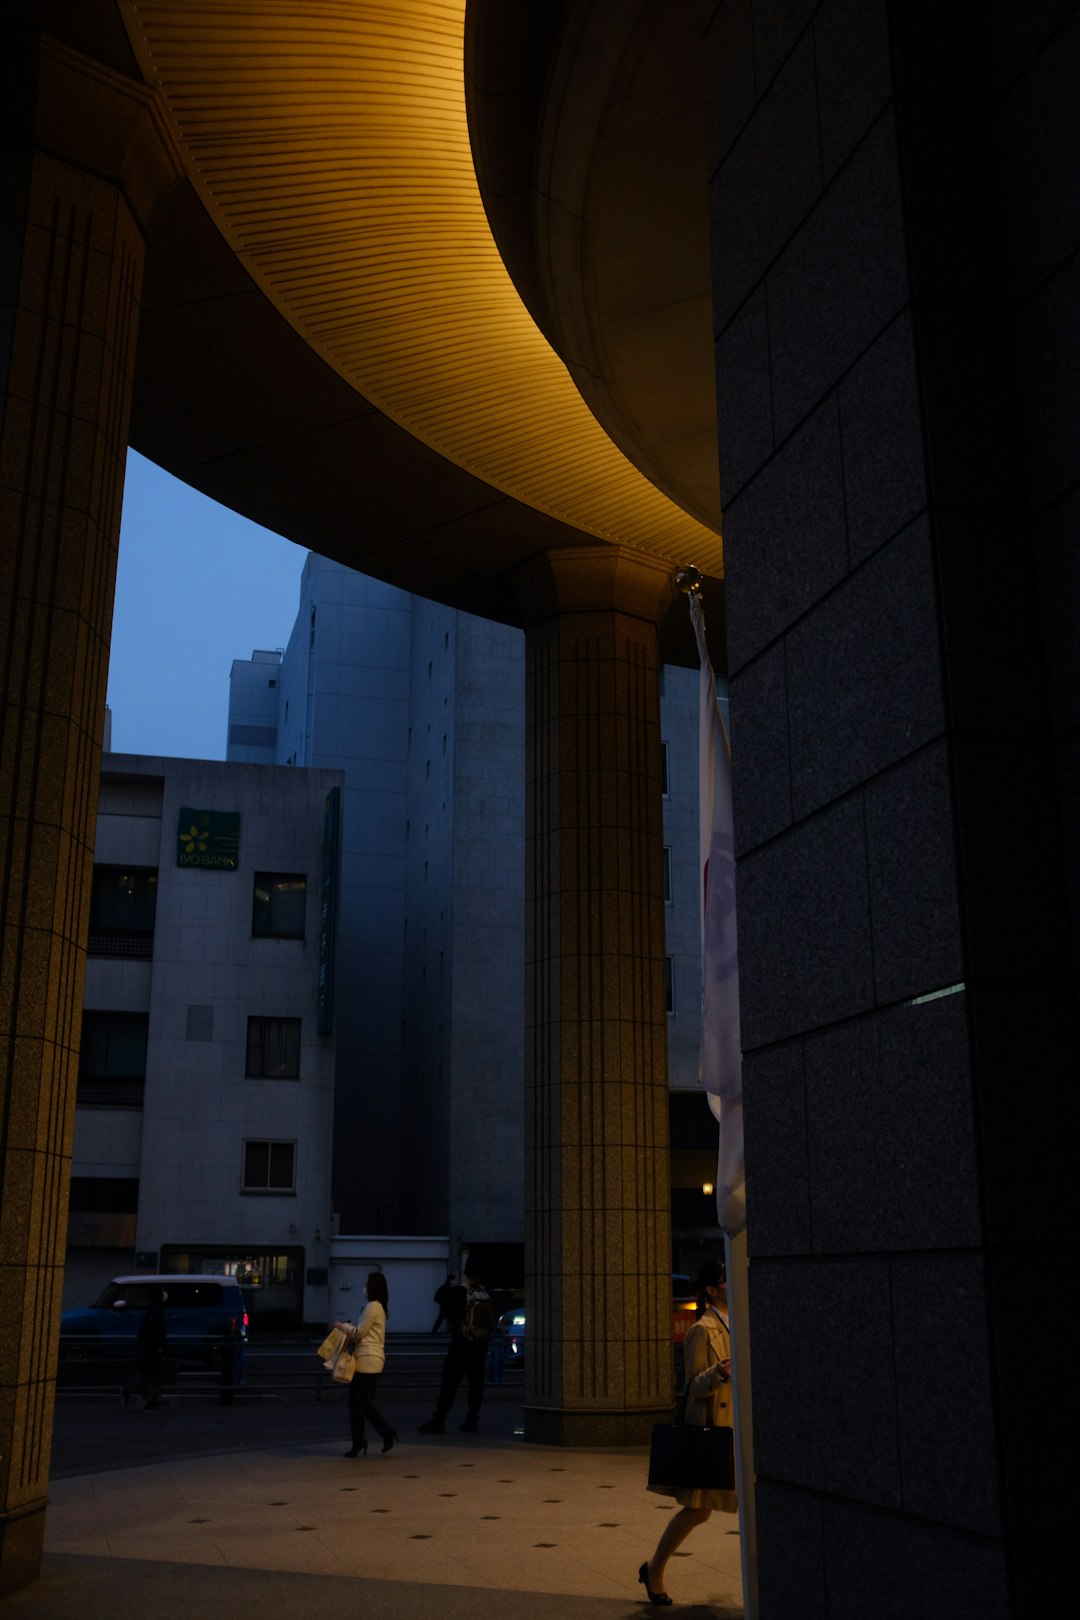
[228,557,716,1282]
[67,755,343,1326]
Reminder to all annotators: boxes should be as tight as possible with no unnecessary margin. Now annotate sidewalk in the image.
[9,1420,743,1618]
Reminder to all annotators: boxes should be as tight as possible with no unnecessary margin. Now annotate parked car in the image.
[496,1307,526,1362]
[58,1274,249,1374]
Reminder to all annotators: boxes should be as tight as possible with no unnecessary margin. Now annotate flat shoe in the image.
[638,1563,672,1607]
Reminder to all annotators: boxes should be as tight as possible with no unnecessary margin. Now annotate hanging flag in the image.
[688,586,744,1234]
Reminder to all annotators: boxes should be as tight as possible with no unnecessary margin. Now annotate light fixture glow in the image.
[121,1,722,571]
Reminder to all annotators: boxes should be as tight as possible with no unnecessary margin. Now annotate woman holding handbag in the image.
[639,1260,737,1606]
[340,1272,398,1457]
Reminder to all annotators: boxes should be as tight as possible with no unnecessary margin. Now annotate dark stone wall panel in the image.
[741,1039,809,1257]
[754,1479,827,1619]
[891,1253,1001,1534]
[989,1254,1080,1540]
[703,0,756,176]
[714,284,773,500]
[952,736,1071,983]
[751,1257,900,1503]
[936,510,1046,738]
[786,519,944,820]
[821,1496,1011,1620]
[709,29,822,332]
[970,984,1080,1250]
[864,741,963,1004]
[1033,486,1080,734]
[737,795,873,1048]
[983,0,1076,98]
[1055,731,1080,973]
[899,100,1001,311]
[723,397,847,671]
[729,641,791,854]
[766,111,908,441]
[837,311,926,566]
[992,8,1080,303]
[803,995,979,1254]
[750,0,818,94]
[916,303,1025,517]
[1011,253,1080,512]
[813,0,892,183]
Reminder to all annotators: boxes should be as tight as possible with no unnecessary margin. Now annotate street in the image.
[51,1335,527,1477]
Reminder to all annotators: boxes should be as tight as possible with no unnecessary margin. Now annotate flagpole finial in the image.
[676,565,702,595]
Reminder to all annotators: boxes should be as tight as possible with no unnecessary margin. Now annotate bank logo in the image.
[177,808,241,870]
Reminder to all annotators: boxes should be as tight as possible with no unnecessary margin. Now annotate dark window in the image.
[87,867,157,957]
[245,1017,301,1078]
[69,1176,139,1213]
[252,873,306,938]
[79,1012,148,1106]
[660,741,669,796]
[243,1140,296,1193]
[665,957,675,1015]
[663,846,672,903]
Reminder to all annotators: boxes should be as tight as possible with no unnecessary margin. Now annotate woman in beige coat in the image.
[639,1260,737,1606]
[339,1272,397,1457]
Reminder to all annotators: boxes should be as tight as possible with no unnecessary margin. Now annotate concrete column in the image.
[0,38,181,1593]
[509,544,677,1445]
[705,4,1079,1613]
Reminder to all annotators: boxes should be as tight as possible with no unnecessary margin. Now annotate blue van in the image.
[59,1274,248,1375]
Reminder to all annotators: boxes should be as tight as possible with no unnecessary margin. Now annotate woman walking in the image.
[340,1272,397,1457]
[639,1260,737,1605]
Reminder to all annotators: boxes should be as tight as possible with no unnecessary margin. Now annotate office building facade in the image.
[68,755,341,1326]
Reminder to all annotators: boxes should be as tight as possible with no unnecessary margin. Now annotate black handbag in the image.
[647,1418,734,1494]
[648,1321,735,1495]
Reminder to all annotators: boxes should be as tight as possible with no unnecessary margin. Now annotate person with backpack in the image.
[418,1263,494,1434]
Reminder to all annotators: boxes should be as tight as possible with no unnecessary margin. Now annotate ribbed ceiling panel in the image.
[123,0,722,571]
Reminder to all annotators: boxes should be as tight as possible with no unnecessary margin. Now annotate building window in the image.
[660,741,669,796]
[245,1017,301,1078]
[78,1012,148,1106]
[243,1140,296,1193]
[665,957,675,1015]
[252,873,306,938]
[87,867,157,958]
[663,846,672,903]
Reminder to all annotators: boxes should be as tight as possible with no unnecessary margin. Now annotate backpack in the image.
[462,1293,494,1341]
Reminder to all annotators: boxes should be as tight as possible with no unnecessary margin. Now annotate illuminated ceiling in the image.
[120,0,722,578]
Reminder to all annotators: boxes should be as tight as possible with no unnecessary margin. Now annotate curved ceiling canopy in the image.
[119,0,723,577]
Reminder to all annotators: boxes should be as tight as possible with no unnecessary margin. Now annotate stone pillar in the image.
[0,38,181,1594]
[705,4,1079,1613]
[509,544,677,1446]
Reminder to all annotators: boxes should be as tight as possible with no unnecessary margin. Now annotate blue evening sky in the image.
[106,451,308,760]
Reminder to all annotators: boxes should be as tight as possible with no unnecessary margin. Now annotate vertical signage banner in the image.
[317,786,341,1035]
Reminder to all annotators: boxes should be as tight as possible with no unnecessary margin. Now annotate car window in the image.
[93,1281,226,1309]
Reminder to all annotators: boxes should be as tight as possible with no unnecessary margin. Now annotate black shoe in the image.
[344,1440,368,1458]
[381,1429,397,1454]
[417,1419,444,1434]
[459,1418,477,1433]
[638,1563,672,1607]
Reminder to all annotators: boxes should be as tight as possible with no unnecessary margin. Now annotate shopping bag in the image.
[647,1423,734,1494]
[317,1326,347,1366]
[331,1347,357,1384]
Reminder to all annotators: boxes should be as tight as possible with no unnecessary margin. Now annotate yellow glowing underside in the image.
[123,0,722,572]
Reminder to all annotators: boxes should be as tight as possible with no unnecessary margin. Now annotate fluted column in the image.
[510,545,677,1445]
[0,38,181,1593]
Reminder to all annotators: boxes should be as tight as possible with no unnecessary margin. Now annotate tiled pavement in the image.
[8,1431,743,1618]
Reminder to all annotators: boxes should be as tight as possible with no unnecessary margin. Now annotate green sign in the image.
[177,807,241,870]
